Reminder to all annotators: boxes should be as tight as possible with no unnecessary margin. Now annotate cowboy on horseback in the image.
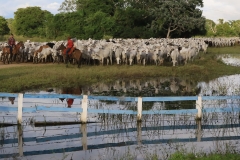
[8,34,16,60]
[65,36,74,67]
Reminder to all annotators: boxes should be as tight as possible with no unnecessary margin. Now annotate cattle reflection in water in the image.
[49,77,201,110]
[82,77,201,97]
[54,87,81,108]
[52,77,201,97]
[8,97,15,104]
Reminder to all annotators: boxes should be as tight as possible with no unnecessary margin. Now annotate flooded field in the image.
[1,74,240,160]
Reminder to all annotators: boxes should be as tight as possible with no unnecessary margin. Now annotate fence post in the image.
[81,124,87,150]
[196,120,202,142]
[18,125,23,156]
[81,95,88,123]
[18,93,23,124]
[137,97,142,122]
[137,121,142,145]
[196,96,202,120]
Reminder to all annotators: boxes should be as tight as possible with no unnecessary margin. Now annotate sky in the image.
[0,0,240,23]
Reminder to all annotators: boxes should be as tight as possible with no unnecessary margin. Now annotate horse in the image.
[13,41,25,63]
[57,44,83,68]
[1,41,25,64]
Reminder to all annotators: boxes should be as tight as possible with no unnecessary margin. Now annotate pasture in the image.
[1,44,240,93]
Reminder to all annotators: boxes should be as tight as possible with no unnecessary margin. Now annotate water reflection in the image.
[52,77,201,97]
[0,116,239,160]
[8,97,15,104]
[198,74,240,96]
[67,98,74,108]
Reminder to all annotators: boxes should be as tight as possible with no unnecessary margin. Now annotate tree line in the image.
[0,0,239,40]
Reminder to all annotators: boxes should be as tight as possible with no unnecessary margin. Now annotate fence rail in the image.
[1,92,240,159]
[1,92,240,124]
[0,121,240,159]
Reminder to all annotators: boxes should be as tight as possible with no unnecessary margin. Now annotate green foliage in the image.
[77,0,115,16]
[6,0,208,39]
[150,0,206,38]
[84,11,115,39]
[204,19,240,37]
[13,7,52,37]
[6,0,240,39]
[169,152,240,160]
[0,16,10,35]
[58,0,77,13]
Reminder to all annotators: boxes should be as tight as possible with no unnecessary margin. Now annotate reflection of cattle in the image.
[170,79,179,94]
[53,77,201,97]
[67,98,74,108]
[55,87,82,105]
[8,97,15,104]
[61,87,83,95]
[86,78,201,96]
[91,83,110,93]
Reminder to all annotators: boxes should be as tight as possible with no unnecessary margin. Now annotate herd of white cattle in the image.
[0,37,239,66]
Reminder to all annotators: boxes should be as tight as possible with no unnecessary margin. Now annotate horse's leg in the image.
[3,55,6,64]
[8,54,11,64]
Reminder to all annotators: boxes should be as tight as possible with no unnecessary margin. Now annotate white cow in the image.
[113,45,123,65]
[127,46,138,65]
[179,46,189,65]
[137,47,147,65]
[90,43,113,65]
[38,47,55,63]
[167,46,180,67]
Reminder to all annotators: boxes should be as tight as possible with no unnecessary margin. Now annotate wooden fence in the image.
[1,92,240,124]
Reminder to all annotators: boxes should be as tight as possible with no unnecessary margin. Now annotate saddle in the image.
[64,47,75,55]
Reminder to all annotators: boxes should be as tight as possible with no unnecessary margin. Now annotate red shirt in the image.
[67,98,74,107]
[67,39,74,48]
[8,37,15,45]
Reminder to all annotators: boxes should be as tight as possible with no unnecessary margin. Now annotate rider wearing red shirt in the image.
[65,37,74,66]
[66,37,74,56]
[8,34,16,55]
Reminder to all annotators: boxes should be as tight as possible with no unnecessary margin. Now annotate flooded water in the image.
[1,72,240,159]
[220,54,240,67]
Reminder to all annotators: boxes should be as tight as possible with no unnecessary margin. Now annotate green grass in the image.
[0,45,240,92]
[169,152,240,160]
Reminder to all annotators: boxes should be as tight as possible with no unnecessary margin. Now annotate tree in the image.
[13,7,52,37]
[230,20,240,37]
[0,16,10,35]
[58,0,77,13]
[84,11,115,39]
[205,19,217,36]
[150,0,205,38]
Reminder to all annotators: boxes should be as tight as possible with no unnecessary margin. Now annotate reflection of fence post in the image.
[81,95,88,123]
[18,93,23,124]
[137,97,142,122]
[137,121,142,145]
[18,125,23,156]
[195,96,202,120]
[80,124,87,150]
[196,120,202,142]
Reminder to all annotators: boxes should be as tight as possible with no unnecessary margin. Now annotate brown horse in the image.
[57,44,82,68]
[2,41,25,64]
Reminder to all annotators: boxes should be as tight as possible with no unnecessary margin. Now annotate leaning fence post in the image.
[196,96,202,120]
[137,97,142,122]
[81,95,88,123]
[18,93,23,124]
